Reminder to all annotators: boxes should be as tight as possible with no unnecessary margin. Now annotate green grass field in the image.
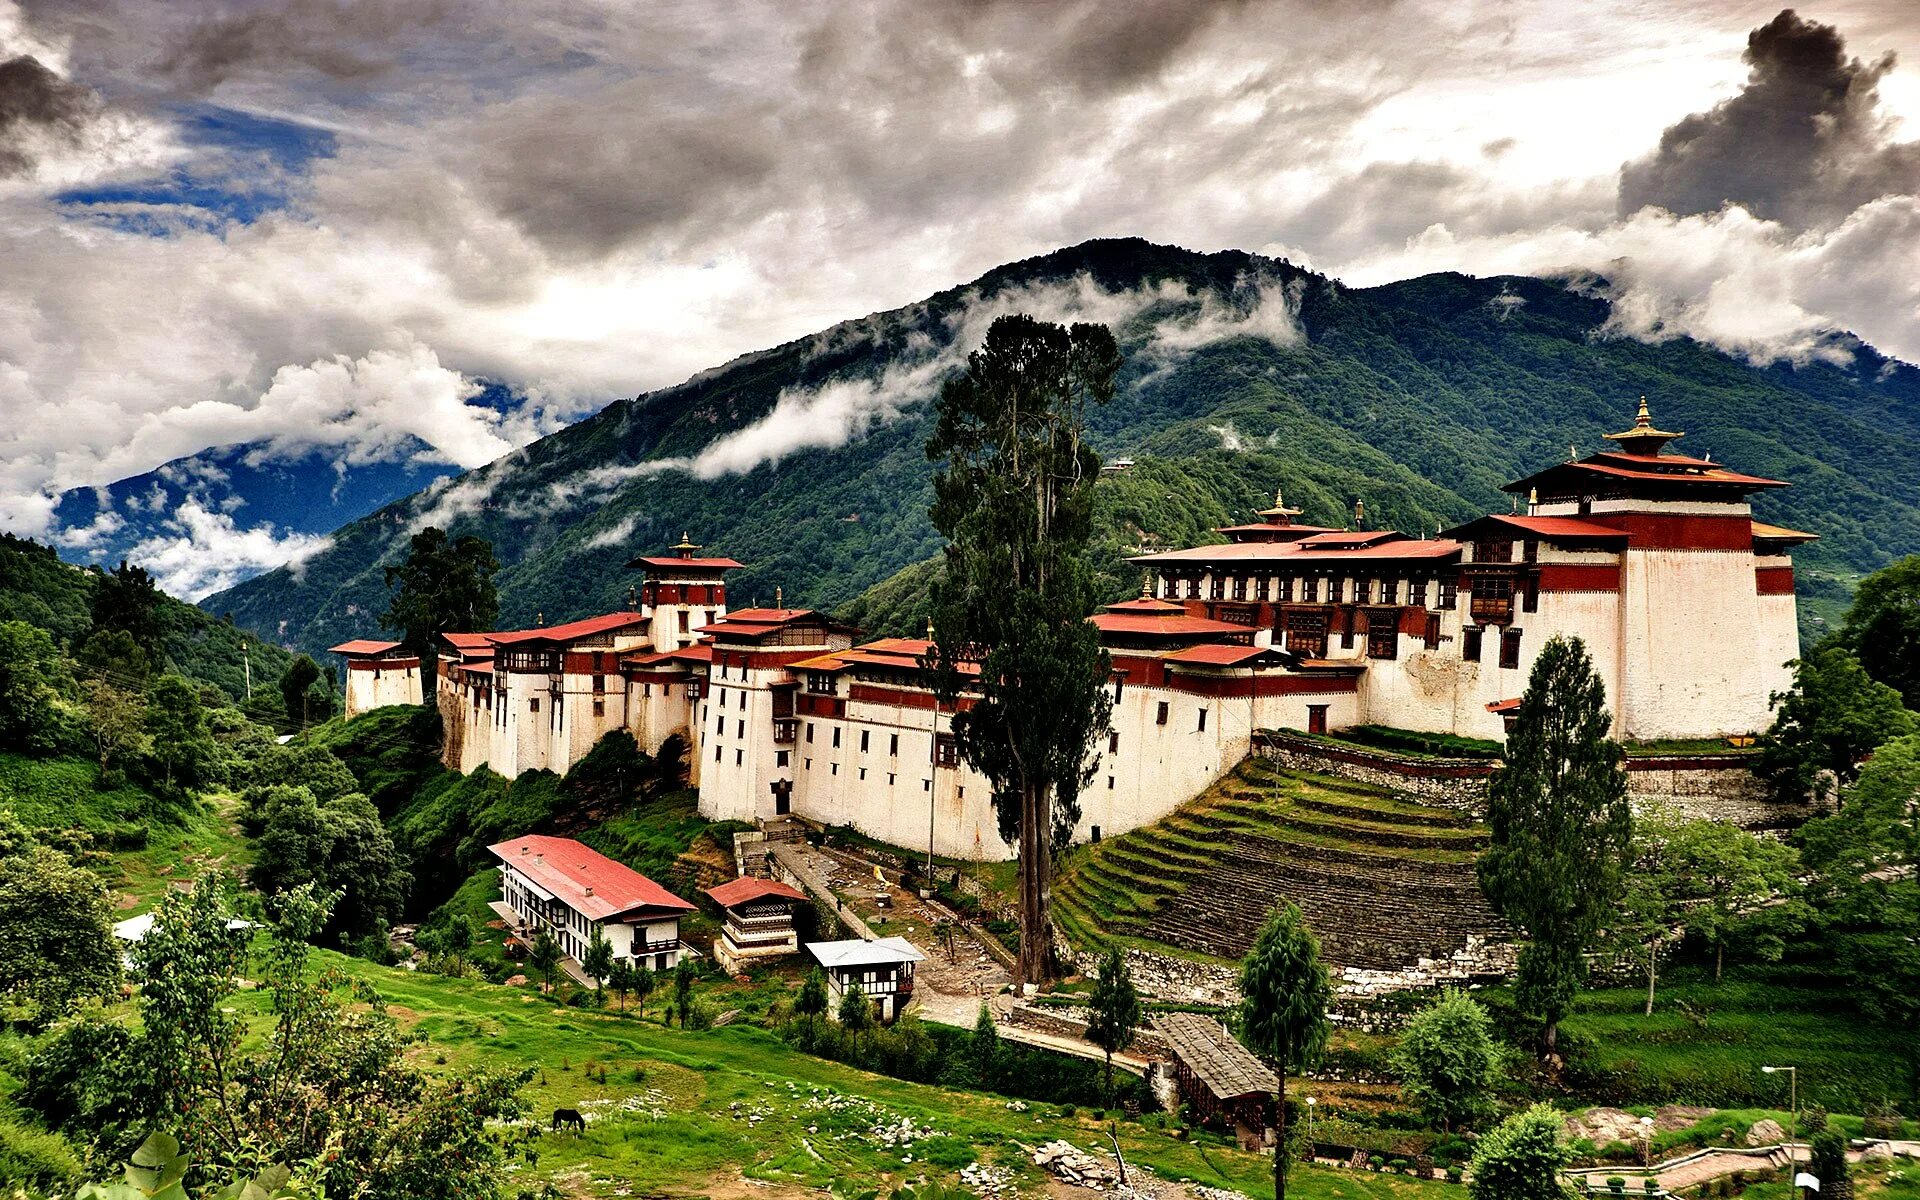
[228,948,1463,1200]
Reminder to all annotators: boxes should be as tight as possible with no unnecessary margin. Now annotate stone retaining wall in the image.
[1254,731,1494,811]
[1624,757,1814,830]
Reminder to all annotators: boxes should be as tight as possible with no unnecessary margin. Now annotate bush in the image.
[0,1115,82,1189]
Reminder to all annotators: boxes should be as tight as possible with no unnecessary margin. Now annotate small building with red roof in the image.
[704,875,809,971]
[327,638,420,717]
[490,834,694,974]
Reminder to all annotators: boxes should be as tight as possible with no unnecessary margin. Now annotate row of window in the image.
[1166,575,1461,608]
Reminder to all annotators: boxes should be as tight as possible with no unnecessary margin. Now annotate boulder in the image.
[1860,1142,1894,1161]
[1745,1119,1785,1147]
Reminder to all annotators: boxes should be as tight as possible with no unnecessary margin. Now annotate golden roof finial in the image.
[1140,572,1154,600]
[1635,394,1652,426]
[775,585,783,610]
[1528,486,1539,509]
[672,531,702,558]
[925,616,936,642]
[1602,396,1683,455]
[1569,443,1577,462]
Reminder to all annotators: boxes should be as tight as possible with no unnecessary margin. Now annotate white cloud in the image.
[120,498,331,600]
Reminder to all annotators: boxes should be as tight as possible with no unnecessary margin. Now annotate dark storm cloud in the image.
[1619,8,1920,229]
[0,53,94,176]
[153,1,446,93]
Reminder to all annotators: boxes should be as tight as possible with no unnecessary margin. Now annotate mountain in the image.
[0,532,294,701]
[206,239,1920,658]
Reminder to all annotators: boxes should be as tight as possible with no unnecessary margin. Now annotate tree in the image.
[88,561,162,661]
[0,620,76,753]
[1468,1103,1573,1200]
[925,315,1122,987]
[0,844,121,1015]
[74,628,152,689]
[1604,810,1682,1017]
[1799,732,1920,1105]
[1808,1129,1852,1200]
[380,527,499,678]
[583,927,614,1001]
[608,958,637,1012]
[278,656,321,731]
[249,785,409,942]
[1839,554,1920,709]
[631,963,657,1019]
[1662,816,1808,982]
[838,981,875,1033]
[30,877,533,1196]
[672,956,697,1027]
[144,675,212,791]
[1391,988,1502,1132]
[528,928,562,995]
[969,1001,1000,1090]
[443,912,474,973]
[80,679,149,780]
[1757,647,1914,805]
[1085,948,1141,1103]
[1237,901,1331,1200]
[1477,635,1634,1056]
[795,966,829,1017]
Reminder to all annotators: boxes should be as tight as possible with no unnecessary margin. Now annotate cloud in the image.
[582,514,640,550]
[118,497,331,599]
[1620,8,1920,230]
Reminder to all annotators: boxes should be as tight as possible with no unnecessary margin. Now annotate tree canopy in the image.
[1391,988,1502,1132]
[1237,901,1331,1200]
[0,841,120,1016]
[88,561,163,661]
[1839,554,1920,709]
[925,314,1121,985]
[379,527,499,674]
[1758,646,1915,804]
[1477,635,1633,1055]
[1084,947,1141,1102]
[1468,1103,1574,1200]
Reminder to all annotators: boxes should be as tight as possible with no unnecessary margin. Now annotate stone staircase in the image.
[1055,758,1510,971]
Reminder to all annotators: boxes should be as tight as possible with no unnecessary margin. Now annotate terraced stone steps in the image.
[1055,760,1509,971]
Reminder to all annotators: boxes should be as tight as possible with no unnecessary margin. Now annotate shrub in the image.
[1608,1177,1627,1193]
[0,1115,82,1188]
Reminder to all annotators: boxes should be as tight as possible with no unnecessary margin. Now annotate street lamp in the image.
[1305,1096,1317,1155]
[1640,1116,1654,1170]
[1761,1066,1798,1150]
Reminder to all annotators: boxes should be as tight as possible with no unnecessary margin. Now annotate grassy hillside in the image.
[1055,759,1504,971]
[207,239,1920,657]
[0,532,292,701]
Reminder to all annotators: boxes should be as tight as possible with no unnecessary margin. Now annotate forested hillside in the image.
[1,533,292,701]
[208,239,1920,656]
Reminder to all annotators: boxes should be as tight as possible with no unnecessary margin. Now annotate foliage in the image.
[379,526,499,675]
[1468,1104,1573,1200]
[276,656,323,731]
[74,1131,321,1199]
[1663,815,1808,982]
[926,314,1120,984]
[1238,900,1331,1200]
[248,784,410,941]
[606,957,637,1011]
[796,967,829,1017]
[1478,635,1633,1053]
[1390,988,1502,1133]
[529,927,561,994]
[1085,948,1142,1101]
[1838,554,1920,709]
[89,562,164,662]
[672,957,698,1028]
[81,679,150,779]
[0,842,121,1015]
[837,982,875,1033]
[582,927,613,996]
[1798,732,1920,1100]
[968,1001,999,1089]
[1808,1129,1850,1199]
[0,1113,83,1191]
[75,628,153,690]
[144,675,214,791]
[0,620,77,754]
[1757,647,1915,804]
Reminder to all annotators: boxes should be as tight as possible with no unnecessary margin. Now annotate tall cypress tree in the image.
[1237,901,1331,1200]
[1477,634,1633,1056]
[926,314,1120,986]
[380,527,500,678]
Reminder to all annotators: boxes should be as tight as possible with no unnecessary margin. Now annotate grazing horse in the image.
[550,1107,586,1134]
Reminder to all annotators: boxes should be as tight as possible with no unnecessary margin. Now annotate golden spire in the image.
[672,531,702,558]
[1140,573,1154,600]
[1602,395,1683,456]
[775,585,784,610]
[1257,486,1303,525]
[1528,486,1538,510]
[926,616,936,641]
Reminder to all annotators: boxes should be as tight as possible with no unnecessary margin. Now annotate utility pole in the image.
[925,618,938,893]
[243,641,252,700]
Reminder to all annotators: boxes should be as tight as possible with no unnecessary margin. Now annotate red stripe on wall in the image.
[1165,673,1359,698]
[1536,564,1623,592]
[1755,565,1796,595]
[1587,513,1754,550]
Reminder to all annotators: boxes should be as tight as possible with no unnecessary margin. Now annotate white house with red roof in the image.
[704,875,808,971]
[327,639,421,718]
[490,834,694,973]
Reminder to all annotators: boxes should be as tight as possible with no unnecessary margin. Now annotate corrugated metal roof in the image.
[806,937,926,968]
[328,638,403,656]
[489,835,693,921]
[1153,1012,1277,1100]
[705,876,808,908]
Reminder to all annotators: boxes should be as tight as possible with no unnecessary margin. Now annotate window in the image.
[859,730,870,753]
[529,698,540,713]
[1278,576,1294,602]
[1112,677,1124,702]
[1255,576,1270,602]
[1108,730,1119,753]
[858,767,867,780]
[1425,613,1441,650]
[1366,612,1398,660]
[593,673,605,693]
[1524,539,1539,564]
[679,611,690,633]
[1501,629,1522,669]
[720,686,729,705]
[1383,579,1399,604]
[935,734,958,767]
[830,763,838,775]
[593,699,605,716]
[1108,777,1115,790]
[1156,701,1170,726]
[1440,579,1459,610]
[889,733,899,756]
[1463,628,1483,661]
[1284,610,1328,658]
[1330,576,1346,603]
[736,749,744,766]
[1411,579,1428,608]
[806,722,815,743]
[714,745,723,763]
[1210,576,1225,600]
[737,719,745,738]
[740,690,748,709]
[1303,577,1319,602]
[1197,707,1208,732]
[715,712,725,734]
[1523,582,1538,613]
[1354,577,1370,604]
[776,750,790,767]
[1186,577,1201,599]
[1231,576,1246,600]
[831,727,841,748]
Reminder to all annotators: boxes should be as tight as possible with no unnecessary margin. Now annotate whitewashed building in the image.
[705,875,808,972]
[327,639,421,718]
[807,936,926,1023]
[489,834,694,973]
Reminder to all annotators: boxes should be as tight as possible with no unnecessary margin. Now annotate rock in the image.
[1745,1119,1785,1147]
[1860,1142,1894,1161]
[504,974,528,986]
[1654,1106,1716,1133]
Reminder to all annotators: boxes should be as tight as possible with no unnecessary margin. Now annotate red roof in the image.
[488,612,647,646]
[489,835,693,920]
[705,876,808,908]
[1504,458,1784,494]
[1751,521,1819,544]
[1161,643,1293,667]
[1133,539,1462,566]
[441,631,496,659]
[1102,596,1188,614]
[626,555,746,571]
[1443,514,1629,542]
[1296,530,1398,548]
[328,638,403,656]
[1090,613,1254,637]
[1486,697,1523,714]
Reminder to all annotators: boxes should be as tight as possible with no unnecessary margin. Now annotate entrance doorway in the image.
[1307,705,1329,734]
[771,779,792,816]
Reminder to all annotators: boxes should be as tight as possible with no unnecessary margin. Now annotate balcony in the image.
[1469,595,1514,625]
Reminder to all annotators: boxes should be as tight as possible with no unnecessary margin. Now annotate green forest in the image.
[204,239,1918,659]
